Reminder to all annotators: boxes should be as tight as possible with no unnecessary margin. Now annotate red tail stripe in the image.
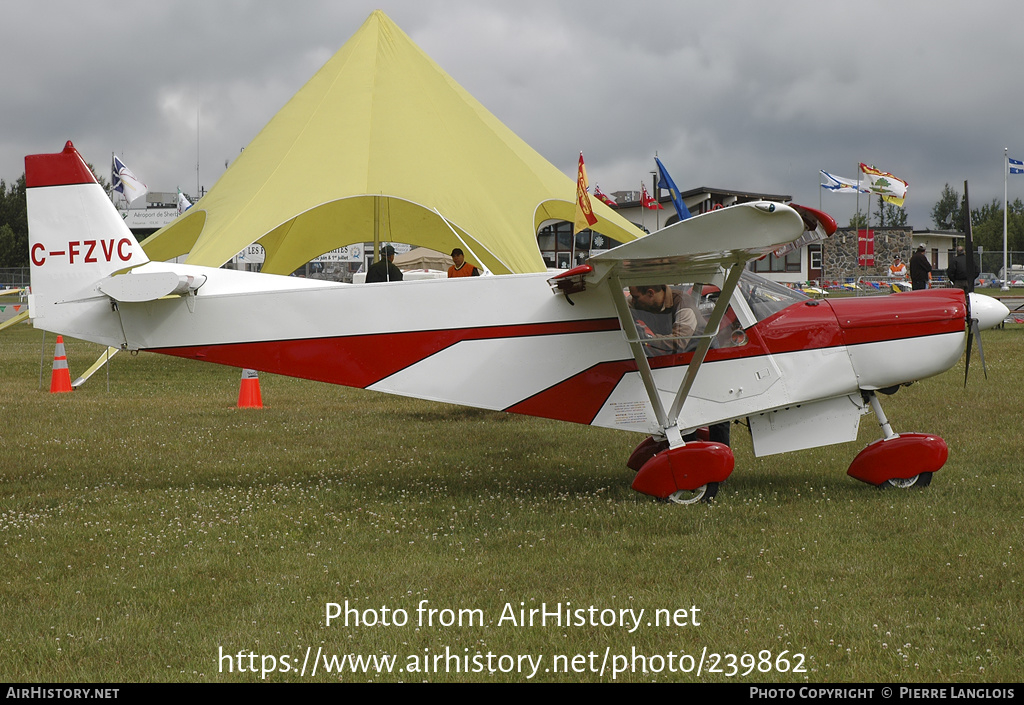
[25,141,96,189]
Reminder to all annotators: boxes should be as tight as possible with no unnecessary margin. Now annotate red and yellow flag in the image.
[574,152,598,234]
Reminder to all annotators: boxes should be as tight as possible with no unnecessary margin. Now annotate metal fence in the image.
[976,251,1024,283]
[0,267,29,289]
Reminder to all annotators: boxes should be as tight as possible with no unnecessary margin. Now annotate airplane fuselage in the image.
[31,257,971,443]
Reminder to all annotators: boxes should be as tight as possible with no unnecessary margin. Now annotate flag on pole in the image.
[859,163,908,207]
[177,189,192,215]
[820,170,868,194]
[655,156,691,220]
[1010,157,1024,175]
[640,182,663,210]
[112,155,147,204]
[573,152,598,234]
[593,184,616,207]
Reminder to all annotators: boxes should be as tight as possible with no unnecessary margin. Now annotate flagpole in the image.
[864,192,872,288]
[196,108,201,197]
[640,182,645,233]
[855,163,860,226]
[651,169,660,231]
[1003,148,1010,291]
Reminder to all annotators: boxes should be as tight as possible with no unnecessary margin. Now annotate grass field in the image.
[1,323,1022,682]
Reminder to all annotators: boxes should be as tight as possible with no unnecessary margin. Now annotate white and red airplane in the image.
[25,142,1008,503]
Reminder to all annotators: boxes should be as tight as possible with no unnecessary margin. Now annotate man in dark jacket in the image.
[909,244,932,290]
[366,245,403,283]
[946,246,980,292]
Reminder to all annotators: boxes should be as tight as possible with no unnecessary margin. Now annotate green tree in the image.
[873,195,907,227]
[967,197,1024,253]
[0,176,28,266]
[849,211,867,228]
[931,183,963,231]
[0,224,19,266]
[0,165,107,268]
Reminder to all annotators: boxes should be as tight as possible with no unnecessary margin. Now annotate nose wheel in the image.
[848,393,947,488]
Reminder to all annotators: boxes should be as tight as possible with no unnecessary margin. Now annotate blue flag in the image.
[1010,157,1024,175]
[654,157,692,221]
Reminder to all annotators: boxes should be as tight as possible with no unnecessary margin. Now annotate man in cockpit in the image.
[628,283,730,447]
[627,284,699,355]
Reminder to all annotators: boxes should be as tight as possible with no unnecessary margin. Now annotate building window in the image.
[750,249,801,273]
[809,248,822,270]
[537,222,623,268]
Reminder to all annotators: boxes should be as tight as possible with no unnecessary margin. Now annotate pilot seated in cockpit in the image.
[627,284,701,356]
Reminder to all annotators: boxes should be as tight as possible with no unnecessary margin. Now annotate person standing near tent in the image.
[909,244,932,290]
[448,248,481,278]
[366,245,403,283]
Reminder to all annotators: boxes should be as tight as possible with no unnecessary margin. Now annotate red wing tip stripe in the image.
[25,141,96,189]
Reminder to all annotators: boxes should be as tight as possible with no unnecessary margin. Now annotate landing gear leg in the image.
[847,392,947,488]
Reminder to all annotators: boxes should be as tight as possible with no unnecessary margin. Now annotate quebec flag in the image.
[1010,157,1023,175]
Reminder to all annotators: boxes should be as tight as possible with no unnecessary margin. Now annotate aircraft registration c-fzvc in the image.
[25,142,1009,504]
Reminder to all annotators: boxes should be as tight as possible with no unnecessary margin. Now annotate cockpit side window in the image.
[737,270,808,322]
[627,281,744,357]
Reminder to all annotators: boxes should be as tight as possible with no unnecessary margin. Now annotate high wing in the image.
[549,201,836,447]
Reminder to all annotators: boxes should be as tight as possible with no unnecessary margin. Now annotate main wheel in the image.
[667,482,719,505]
[883,472,933,489]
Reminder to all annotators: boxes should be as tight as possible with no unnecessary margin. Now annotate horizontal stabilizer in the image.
[98,271,207,302]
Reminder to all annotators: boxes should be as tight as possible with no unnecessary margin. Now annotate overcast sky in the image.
[2,0,1021,229]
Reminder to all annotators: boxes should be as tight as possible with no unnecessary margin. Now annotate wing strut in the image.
[606,264,745,448]
[667,263,745,424]
[607,272,670,431]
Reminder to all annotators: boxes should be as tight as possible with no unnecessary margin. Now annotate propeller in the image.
[963,294,986,384]
[964,292,1009,385]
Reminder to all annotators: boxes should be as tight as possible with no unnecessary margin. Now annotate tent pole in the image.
[432,208,496,275]
[373,194,382,279]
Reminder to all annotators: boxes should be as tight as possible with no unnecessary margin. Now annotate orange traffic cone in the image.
[50,335,73,393]
[237,368,262,408]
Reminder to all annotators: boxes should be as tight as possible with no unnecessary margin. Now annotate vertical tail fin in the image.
[25,141,149,309]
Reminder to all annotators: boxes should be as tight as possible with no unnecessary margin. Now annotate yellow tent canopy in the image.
[141,10,644,275]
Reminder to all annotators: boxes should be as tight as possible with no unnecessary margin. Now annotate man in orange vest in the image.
[448,248,481,278]
[888,254,907,279]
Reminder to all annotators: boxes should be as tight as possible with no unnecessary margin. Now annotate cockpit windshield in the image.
[737,270,809,322]
[624,271,809,358]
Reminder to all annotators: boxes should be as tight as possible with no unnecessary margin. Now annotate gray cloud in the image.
[3,0,1021,229]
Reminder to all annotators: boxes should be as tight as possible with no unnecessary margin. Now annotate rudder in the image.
[25,141,150,310]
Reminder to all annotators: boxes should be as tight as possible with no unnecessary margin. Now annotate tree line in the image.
[0,166,110,267]
[0,176,27,267]
[930,182,1024,253]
